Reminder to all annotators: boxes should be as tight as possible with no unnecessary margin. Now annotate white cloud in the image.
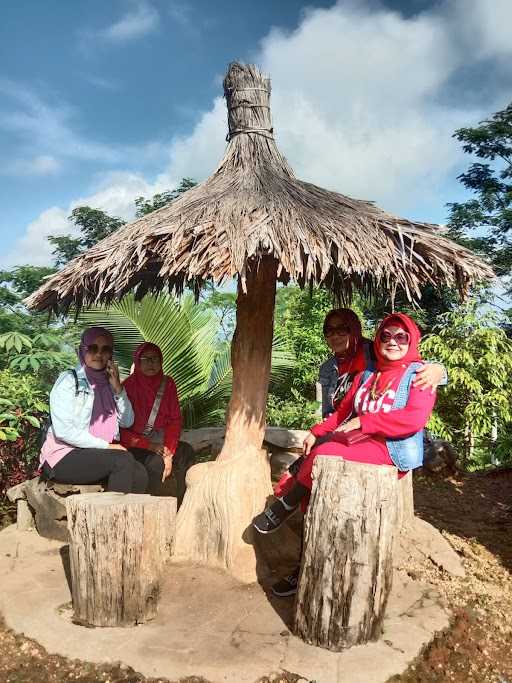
[3,172,153,268]
[6,0,512,269]
[0,79,120,165]
[155,98,226,190]
[445,0,512,60]
[5,207,71,268]
[76,1,159,55]
[161,0,512,214]
[0,79,166,176]
[2,155,61,176]
[100,1,160,43]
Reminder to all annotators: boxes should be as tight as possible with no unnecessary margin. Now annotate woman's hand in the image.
[109,443,127,451]
[335,416,361,433]
[149,441,165,457]
[303,432,317,456]
[106,360,123,395]
[162,447,174,482]
[413,363,444,393]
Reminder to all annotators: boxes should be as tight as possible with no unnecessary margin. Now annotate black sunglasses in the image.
[325,324,351,337]
[86,344,113,355]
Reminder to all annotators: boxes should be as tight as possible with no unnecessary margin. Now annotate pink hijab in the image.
[79,327,118,442]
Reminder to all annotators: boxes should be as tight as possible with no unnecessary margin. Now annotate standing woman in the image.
[40,327,148,493]
[120,342,195,503]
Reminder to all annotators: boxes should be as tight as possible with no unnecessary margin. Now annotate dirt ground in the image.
[0,469,511,683]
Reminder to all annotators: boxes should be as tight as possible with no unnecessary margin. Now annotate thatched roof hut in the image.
[26,62,494,582]
[26,62,492,314]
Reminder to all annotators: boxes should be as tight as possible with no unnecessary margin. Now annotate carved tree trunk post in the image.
[294,457,399,651]
[66,493,176,627]
[174,257,278,582]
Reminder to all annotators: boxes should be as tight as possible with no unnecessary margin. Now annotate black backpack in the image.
[40,369,79,449]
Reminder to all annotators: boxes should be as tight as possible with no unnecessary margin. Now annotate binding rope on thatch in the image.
[26,62,494,314]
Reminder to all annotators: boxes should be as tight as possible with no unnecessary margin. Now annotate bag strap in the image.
[70,369,79,396]
[142,377,168,437]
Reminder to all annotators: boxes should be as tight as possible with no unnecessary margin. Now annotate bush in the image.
[0,370,48,496]
[266,389,318,429]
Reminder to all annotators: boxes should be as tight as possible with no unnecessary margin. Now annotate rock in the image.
[395,516,465,578]
[423,438,458,475]
[13,477,104,543]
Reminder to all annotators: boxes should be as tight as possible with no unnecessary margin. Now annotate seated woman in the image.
[120,342,195,503]
[319,308,445,418]
[268,309,445,597]
[254,312,436,537]
[40,326,148,493]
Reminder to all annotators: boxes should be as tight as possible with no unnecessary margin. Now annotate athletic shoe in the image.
[271,568,300,597]
[252,498,296,534]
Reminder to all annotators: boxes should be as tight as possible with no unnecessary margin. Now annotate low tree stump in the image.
[66,493,176,627]
[294,457,398,651]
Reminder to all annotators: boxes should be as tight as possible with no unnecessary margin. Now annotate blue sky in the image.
[1,0,511,269]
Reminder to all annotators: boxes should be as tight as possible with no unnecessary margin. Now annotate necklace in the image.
[369,372,394,401]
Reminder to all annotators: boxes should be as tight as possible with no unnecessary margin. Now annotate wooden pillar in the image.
[66,493,176,627]
[294,457,398,651]
[219,256,278,457]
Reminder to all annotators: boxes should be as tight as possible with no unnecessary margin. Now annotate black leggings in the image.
[46,448,151,494]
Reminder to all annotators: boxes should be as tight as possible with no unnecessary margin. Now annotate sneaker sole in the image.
[271,588,297,597]
[252,521,282,535]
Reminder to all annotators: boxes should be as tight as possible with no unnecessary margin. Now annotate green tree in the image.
[447,102,512,290]
[48,207,126,266]
[421,301,512,468]
[134,178,197,217]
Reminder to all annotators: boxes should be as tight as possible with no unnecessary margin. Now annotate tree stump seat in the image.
[7,477,104,542]
[294,457,408,651]
[66,493,176,626]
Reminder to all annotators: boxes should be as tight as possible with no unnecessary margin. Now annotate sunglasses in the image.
[325,324,351,337]
[379,330,410,346]
[86,344,113,355]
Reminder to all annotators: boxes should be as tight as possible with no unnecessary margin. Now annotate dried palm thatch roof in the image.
[27,62,493,313]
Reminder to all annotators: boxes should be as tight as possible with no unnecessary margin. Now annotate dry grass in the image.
[26,62,493,314]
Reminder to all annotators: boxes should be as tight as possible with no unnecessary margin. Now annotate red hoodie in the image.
[120,342,182,453]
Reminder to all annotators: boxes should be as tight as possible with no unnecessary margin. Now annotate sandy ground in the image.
[0,468,511,683]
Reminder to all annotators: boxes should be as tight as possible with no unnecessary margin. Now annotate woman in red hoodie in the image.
[120,342,195,502]
[253,313,436,535]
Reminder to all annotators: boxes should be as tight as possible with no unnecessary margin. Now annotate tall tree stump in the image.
[66,493,176,627]
[294,457,398,651]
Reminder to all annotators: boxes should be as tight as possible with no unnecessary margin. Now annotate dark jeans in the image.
[44,440,196,502]
[129,442,196,500]
[46,448,148,494]
[130,448,165,496]
[158,440,196,506]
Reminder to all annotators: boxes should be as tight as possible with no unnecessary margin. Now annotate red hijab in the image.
[123,342,175,435]
[374,313,422,373]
